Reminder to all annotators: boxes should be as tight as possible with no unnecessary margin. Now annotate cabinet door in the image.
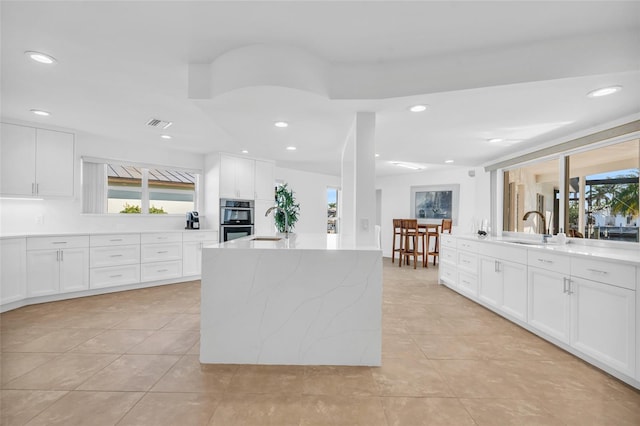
[501,261,528,321]
[182,241,202,277]
[35,129,74,197]
[26,250,60,297]
[571,277,635,377]
[527,267,570,344]
[59,248,89,293]
[1,238,27,305]
[254,199,276,236]
[219,155,237,199]
[254,160,275,200]
[478,256,502,308]
[1,123,36,196]
[235,157,255,199]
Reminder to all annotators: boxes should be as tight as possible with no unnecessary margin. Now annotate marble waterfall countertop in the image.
[200,233,382,366]
[211,233,380,251]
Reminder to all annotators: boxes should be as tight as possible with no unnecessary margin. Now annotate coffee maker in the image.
[185,211,200,229]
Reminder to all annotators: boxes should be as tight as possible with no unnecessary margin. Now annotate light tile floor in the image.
[1,259,639,425]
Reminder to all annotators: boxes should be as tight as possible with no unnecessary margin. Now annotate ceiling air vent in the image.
[145,118,173,129]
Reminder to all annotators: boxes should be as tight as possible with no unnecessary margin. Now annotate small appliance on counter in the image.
[185,211,200,229]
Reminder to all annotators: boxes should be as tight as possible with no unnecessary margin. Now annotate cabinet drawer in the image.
[440,247,457,265]
[90,245,140,268]
[527,250,570,275]
[141,260,182,282]
[571,257,636,290]
[483,242,527,264]
[458,271,478,296]
[27,235,88,250]
[90,264,140,289]
[141,233,182,244]
[458,251,478,274]
[456,239,480,252]
[439,262,457,286]
[439,234,456,248]
[141,242,182,263]
[91,233,140,247]
[182,231,217,243]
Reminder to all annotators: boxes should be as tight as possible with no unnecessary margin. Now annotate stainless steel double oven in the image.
[219,199,254,242]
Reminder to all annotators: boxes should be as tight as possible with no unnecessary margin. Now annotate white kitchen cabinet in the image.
[182,231,217,277]
[26,236,89,296]
[219,154,255,200]
[89,233,140,289]
[478,256,502,307]
[254,199,276,236]
[528,266,571,344]
[571,276,636,377]
[254,160,275,200]
[0,238,27,305]
[438,237,457,287]
[478,243,527,320]
[455,239,478,297]
[0,123,74,197]
[500,261,527,321]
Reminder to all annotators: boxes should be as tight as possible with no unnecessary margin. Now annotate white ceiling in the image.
[2,1,639,177]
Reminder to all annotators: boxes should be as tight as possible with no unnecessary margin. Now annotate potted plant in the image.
[274,183,300,233]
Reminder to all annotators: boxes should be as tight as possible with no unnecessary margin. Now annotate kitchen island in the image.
[200,234,382,366]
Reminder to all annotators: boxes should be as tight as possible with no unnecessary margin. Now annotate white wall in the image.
[376,166,491,257]
[274,167,340,234]
[0,127,204,235]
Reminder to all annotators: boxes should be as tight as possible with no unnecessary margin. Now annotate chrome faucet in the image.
[523,210,550,243]
[265,206,289,239]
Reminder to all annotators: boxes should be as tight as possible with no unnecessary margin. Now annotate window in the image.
[83,159,199,214]
[567,139,639,241]
[502,137,639,243]
[503,157,559,235]
[327,187,339,234]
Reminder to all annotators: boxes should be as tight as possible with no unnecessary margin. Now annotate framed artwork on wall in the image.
[410,184,460,225]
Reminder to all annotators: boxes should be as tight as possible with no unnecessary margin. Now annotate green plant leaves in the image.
[274,183,300,232]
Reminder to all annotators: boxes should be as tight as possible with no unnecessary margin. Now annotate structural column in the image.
[341,112,376,246]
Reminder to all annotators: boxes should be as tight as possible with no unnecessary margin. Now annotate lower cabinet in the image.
[182,231,217,277]
[478,256,527,321]
[571,276,636,377]
[1,238,26,305]
[528,266,571,344]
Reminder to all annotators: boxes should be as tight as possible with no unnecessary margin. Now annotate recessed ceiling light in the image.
[409,105,427,112]
[487,138,504,143]
[445,160,454,164]
[286,146,297,151]
[30,109,50,116]
[587,86,622,98]
[160,135,172,140]
[375,154,380,158]
[274,121,289,128]
[25,51,56,64]
[390,161,424,170]
[241,149,249,154]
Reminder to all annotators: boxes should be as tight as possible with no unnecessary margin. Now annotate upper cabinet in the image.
[254,160,275,200]
[1,123,74,197]
[219,154,255,200]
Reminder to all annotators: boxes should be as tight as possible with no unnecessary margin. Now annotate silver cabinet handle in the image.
[110,254,123,257]
[110,238,123,242]
[32,183,36,194]
[52,241,67,245]
[56,250,60,261]
[587,268,608,275]
[109,274,122,278]
[538,258,552,264]
[157,269,169,272]
[157,250,168,254]
[36,183,39,194]
[567,279,573,295]
[60,250,64,261]
[563,277,568,294]
[157,237,168,240]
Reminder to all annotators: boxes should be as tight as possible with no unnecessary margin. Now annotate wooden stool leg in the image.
[392,232,396,263]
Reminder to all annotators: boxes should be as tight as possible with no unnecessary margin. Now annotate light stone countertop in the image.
[0,229,218,239]
[455,234,640,266]
[209,233,381,251]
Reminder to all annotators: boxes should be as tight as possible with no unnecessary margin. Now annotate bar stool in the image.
[399,219,424,269]
[427,219,452,265]
[391,219,403,263]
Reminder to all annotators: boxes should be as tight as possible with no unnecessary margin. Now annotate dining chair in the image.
[427,218,452,265]
[391,219,403,263]
[399,219,423,269]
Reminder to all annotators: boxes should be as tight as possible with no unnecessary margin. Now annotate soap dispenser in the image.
[556,228,567,245]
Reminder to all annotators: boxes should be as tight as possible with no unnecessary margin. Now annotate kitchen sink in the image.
[251,237,282,241]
